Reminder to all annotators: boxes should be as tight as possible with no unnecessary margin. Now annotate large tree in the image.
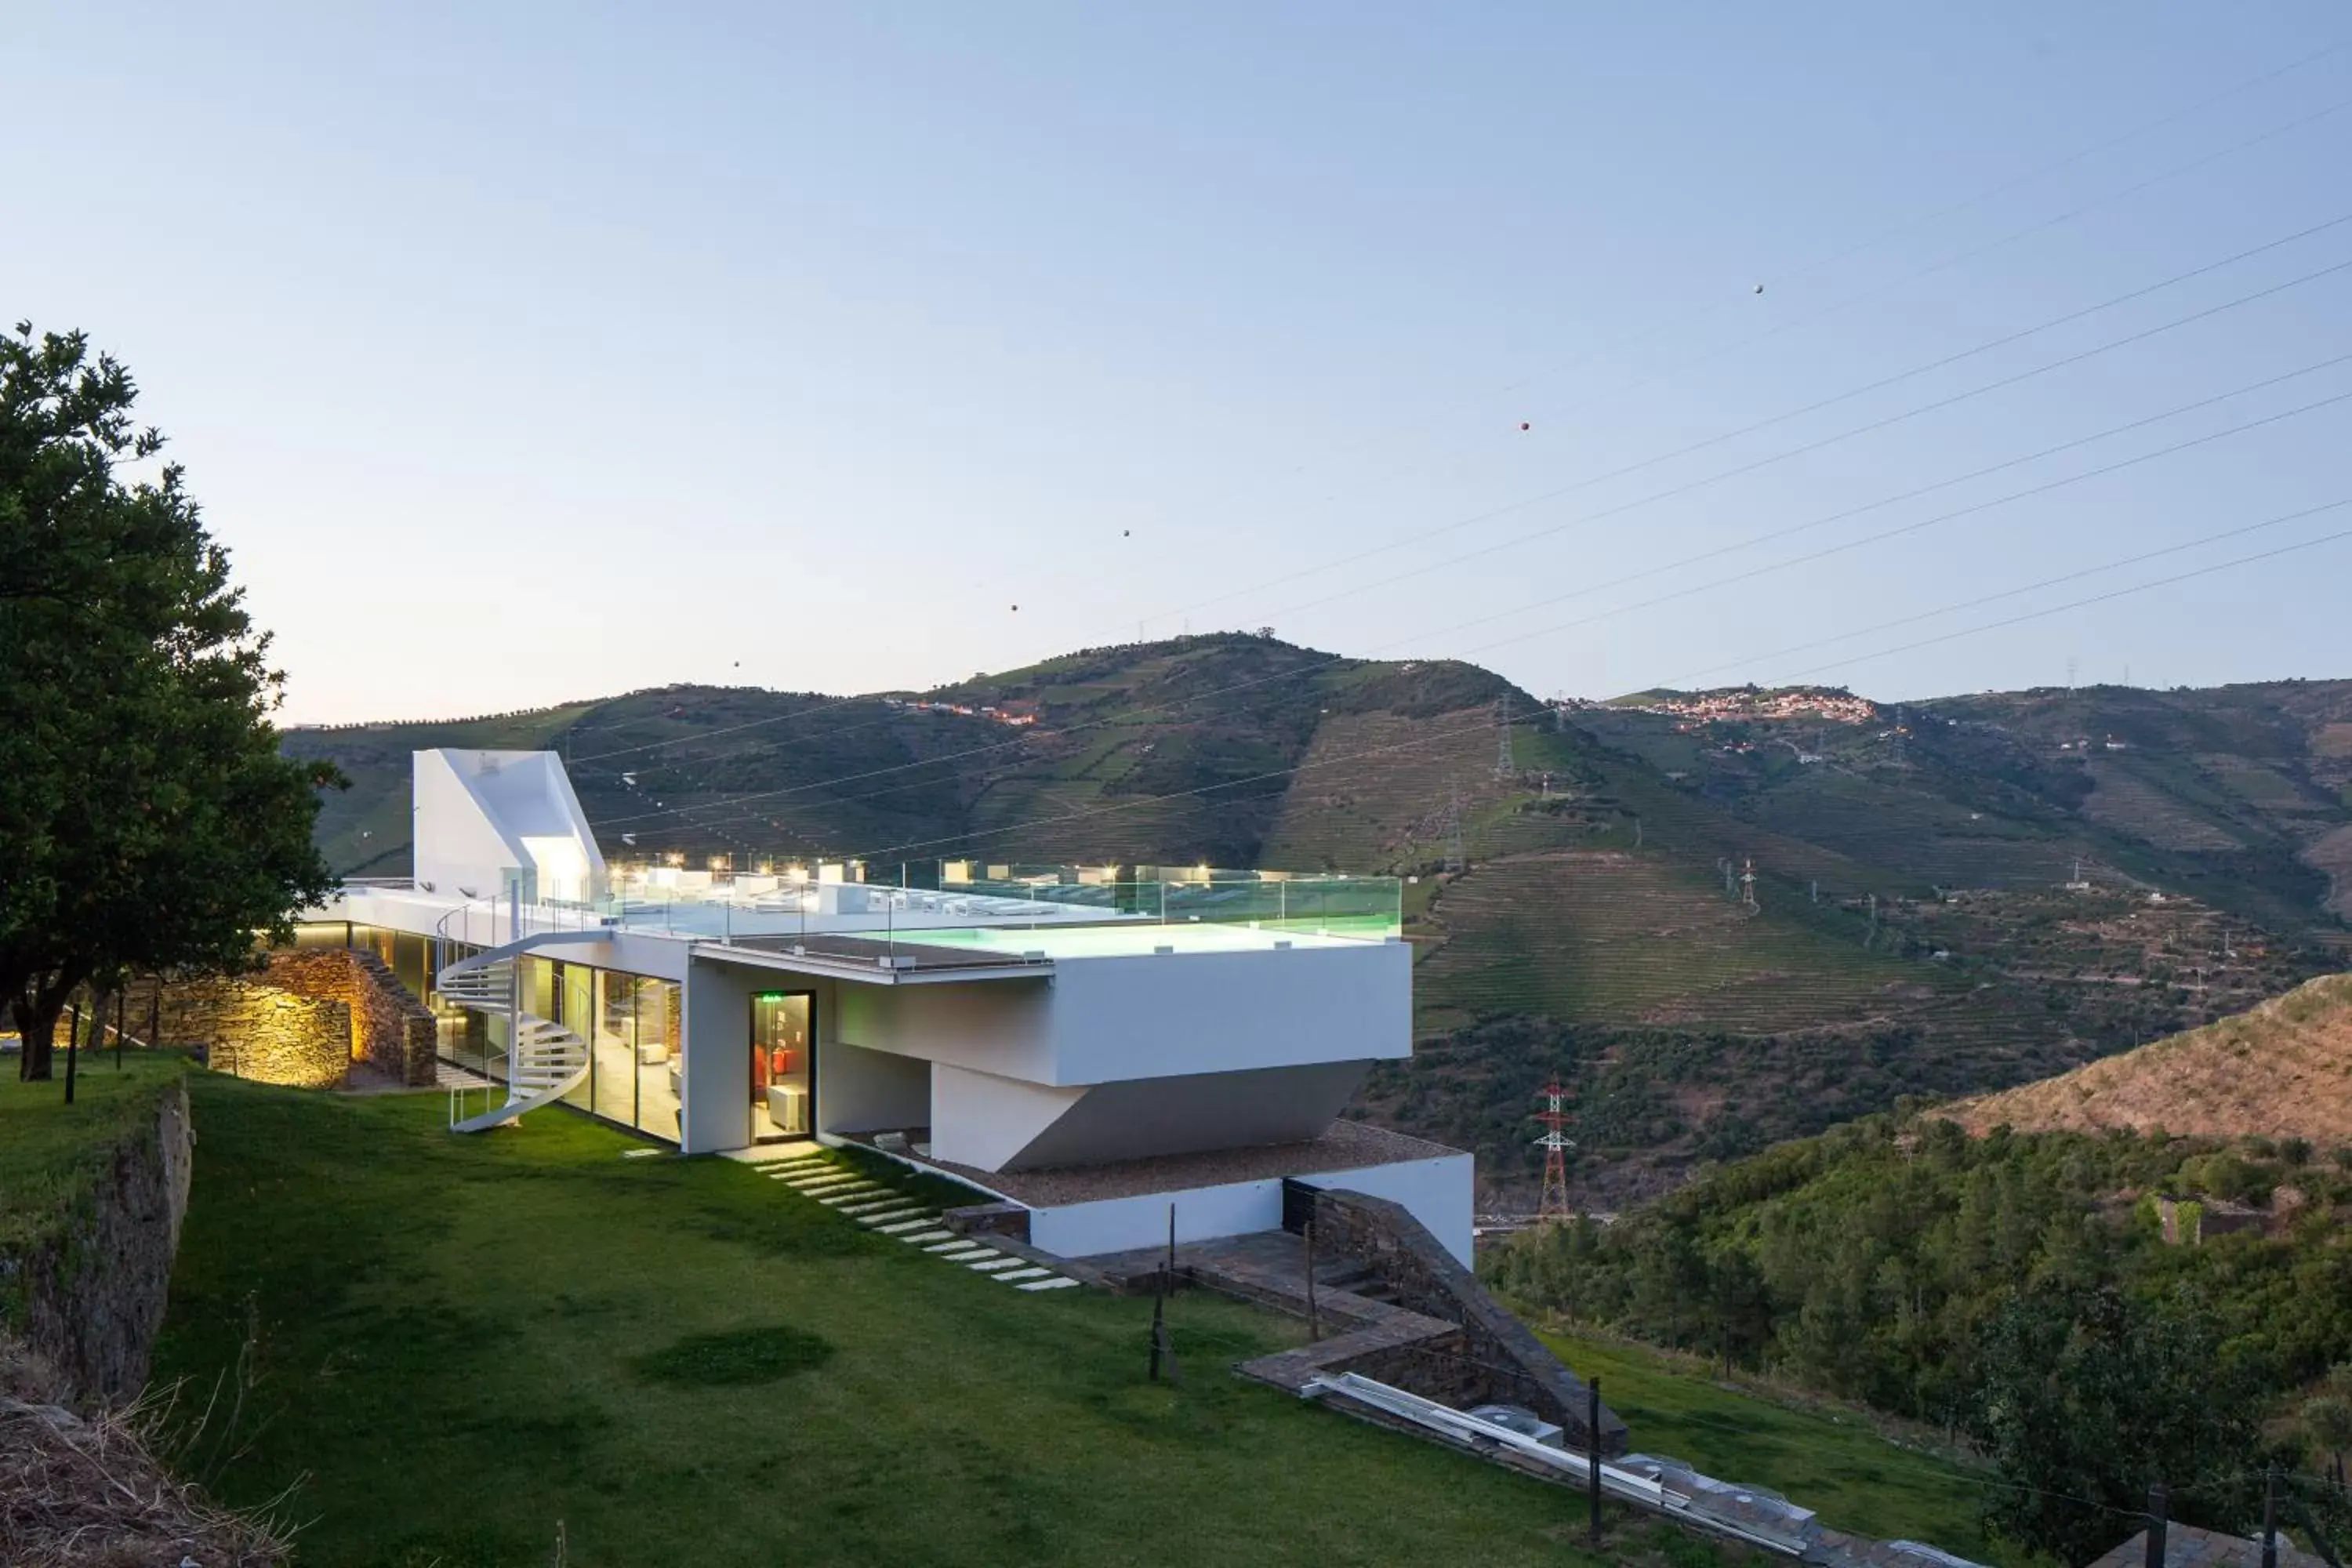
[1,324,339,1080]
[1965,1283,2260,1564]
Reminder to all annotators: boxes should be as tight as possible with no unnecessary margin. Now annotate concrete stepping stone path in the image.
[754,1157,1087,1298]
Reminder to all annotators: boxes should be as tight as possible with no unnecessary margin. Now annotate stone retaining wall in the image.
[1295,1185,1629,1454]
[12,1076,194,1405]
[120,975,350,1090]
[265,949,437,1086]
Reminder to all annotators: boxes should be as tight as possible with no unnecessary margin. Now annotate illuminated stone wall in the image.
[121,976,350,1090]
[265,949,437,1086]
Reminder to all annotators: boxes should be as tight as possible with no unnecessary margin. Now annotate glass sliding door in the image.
[634,978,681,1141]
[750,991,813,1142]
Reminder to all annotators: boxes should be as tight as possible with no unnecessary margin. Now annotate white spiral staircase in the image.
[437,935,592,1133]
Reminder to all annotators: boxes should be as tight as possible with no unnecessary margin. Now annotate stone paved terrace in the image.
[1088,1228,1399,1313]
[2089,1525,2328,1568]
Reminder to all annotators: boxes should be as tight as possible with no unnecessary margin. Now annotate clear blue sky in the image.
[12,3,2350,722]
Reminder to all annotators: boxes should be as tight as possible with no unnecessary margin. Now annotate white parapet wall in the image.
[1032,1147,1475,1265]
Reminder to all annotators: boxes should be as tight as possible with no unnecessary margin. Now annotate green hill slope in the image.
[284,647,2351,1207]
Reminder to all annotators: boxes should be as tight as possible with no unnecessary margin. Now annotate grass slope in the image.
[0,1053,186,1269]
[158,1075,1666,1568]
[1950,971,2352,1138]
[1534,1330,1996,1561]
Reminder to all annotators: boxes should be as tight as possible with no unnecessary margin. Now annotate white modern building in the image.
[308,750,1473,1261]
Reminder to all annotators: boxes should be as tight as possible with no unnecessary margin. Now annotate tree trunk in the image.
[10,965,90,1082]
[12,993,59,1080]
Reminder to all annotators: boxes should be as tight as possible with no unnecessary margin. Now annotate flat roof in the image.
[710,932,1053,982]
[883,923,1372,959]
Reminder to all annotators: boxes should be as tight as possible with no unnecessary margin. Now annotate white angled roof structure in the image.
[412,749,606,904]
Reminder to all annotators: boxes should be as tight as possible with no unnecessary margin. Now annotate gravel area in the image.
[870,1119,1462,1206]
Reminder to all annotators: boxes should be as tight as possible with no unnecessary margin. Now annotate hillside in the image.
[284,644,2352,1207]
[1486,1109,2352,1561]
[286,635,1530,878]
[1949,971,2352,1139]
[1581,679,2352,935]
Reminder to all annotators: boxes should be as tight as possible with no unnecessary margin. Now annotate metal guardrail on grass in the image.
[1297,1371,1987,1565]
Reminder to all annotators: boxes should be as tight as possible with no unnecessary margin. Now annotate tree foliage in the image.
[1966,1283,2259,1563]
[0,324,339,1079]
[1489,1113,2352,1554]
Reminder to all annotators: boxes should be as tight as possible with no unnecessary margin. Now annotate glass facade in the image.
[293,921,680,1143]
[518,956,679,1142]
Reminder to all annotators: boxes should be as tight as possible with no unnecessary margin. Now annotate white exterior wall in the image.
[1032,1149,1473,1265]
[411,753,525,902]
[829,939,1406,1089]
[818,1040,931,1134]
[411,750,605,905]
[1029,1180,1285,1260]
[832,980,1058,1081]
[928,1063,1085,1171]
[1044,942,1409,1084]
[681,960,759,1154]
[1298,1152,1475,1265]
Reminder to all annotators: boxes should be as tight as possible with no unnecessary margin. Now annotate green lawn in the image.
[156,1075,1739,1568]
[1537,1330,2001,1561]
[0,1050,186,1261]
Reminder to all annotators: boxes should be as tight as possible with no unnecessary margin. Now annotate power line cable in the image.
[1671,498,2352,684]
[1771,520,2352,682]
[833,502,2352,864]
[571,692,900,765]
[1265,251,2352,625]
[654,439,2352,860]
[601,227,2352,806]
[568,83,2352,771]
[833,711,1508,864]
[1414,352,2352,655]
[1161,85,2352,626]
[1444,377,2352,664]
[601,356,2352,838]
[1118,35,2352,586]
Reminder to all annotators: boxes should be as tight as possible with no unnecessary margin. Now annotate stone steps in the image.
[753,1153,1085,1295]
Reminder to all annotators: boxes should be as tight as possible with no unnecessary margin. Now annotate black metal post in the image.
[1305,1221,1320,1342]
[64,997,82,1105]
[2145,1482,2169,1568]
[149,986,161,1053]
[2263,1466,2279,1568]
[1148,1278,1164,1383]
[114,989,125,1069]
[1588,1377,1603,1544]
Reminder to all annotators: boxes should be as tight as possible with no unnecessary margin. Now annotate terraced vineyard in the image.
[1415,849,1918,1032]
[1255,704,1526,871]
[1738,768,2083,891]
